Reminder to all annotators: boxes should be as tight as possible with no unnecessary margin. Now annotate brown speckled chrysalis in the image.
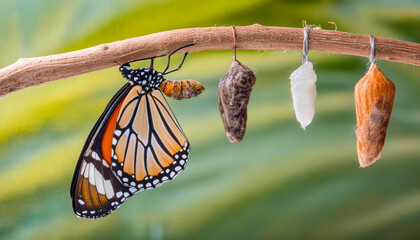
[218,59,256,143]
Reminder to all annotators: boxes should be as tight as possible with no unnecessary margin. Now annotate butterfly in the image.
[70,44,204,219]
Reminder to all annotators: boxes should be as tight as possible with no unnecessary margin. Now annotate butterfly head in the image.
[120,63,164,93]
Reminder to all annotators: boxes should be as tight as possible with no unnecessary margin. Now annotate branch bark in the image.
[1,24,419,97]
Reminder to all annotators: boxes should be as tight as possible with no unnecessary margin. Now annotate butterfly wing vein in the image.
[112,87,189,191]
[71,85,190,219]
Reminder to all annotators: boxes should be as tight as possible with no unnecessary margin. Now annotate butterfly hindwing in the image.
[72,149,133,219]
[71,83,134,219]
[110,86,190,194]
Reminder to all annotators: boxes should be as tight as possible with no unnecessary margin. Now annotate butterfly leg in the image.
[150,58,155,69]
[163,52,189,75]
[162,43,194,75]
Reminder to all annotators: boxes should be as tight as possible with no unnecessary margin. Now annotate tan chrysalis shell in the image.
[158,79,205,100]
[218,60,256,143]
[355,64,395,167]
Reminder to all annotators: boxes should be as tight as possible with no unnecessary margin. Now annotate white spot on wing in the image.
[94,168,105,195]
[102,160,110,168]
[104,179,114,199]
[88,163,95,185]
[92,151,100,161]
[80,161,87,176]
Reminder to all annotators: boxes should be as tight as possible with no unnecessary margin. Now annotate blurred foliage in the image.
[0,0,419,239]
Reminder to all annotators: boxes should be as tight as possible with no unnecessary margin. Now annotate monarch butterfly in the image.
[70,44,203,219]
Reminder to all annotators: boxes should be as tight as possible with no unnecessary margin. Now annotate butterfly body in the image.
[71,48,198,219]
[120,63,164,92]
[159,79,205,100]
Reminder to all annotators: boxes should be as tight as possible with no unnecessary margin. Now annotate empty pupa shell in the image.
[290,61,317,130]
[159,79,205,100]
[218,59,256,143]
[355,64,395,167]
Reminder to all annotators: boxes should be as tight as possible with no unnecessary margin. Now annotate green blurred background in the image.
[0,0,419,239]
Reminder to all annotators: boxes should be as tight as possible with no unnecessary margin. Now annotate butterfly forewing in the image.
[111,86,190,193]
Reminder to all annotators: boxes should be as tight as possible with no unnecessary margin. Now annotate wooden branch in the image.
[1,24,419,97]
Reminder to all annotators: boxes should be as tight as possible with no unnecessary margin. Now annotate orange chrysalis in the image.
[354,63,395,167]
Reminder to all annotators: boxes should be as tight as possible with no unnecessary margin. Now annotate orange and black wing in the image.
[71,83,135,219]
[110,86,190,194]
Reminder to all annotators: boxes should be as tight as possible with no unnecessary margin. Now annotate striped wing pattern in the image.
[110,86,190,195]
[71,83,134,219]
[71,84,190,219]
[72,148,133,219]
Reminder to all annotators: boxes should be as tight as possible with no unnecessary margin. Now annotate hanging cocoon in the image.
[289,60,317,130]
[218,60,256,143]
[355,63,395,167]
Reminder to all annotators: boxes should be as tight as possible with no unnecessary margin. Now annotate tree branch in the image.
[1,24,419,97]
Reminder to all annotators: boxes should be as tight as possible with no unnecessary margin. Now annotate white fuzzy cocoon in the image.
[290,61,317,130]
